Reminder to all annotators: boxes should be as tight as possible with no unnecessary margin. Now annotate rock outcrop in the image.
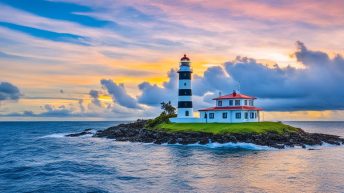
[68,120,344,149]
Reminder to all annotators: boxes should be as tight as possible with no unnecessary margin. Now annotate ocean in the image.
[0,121,343,193]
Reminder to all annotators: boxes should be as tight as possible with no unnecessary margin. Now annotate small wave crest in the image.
[40,129,97,139]
[164,142,274,150]
[40,133,69,138]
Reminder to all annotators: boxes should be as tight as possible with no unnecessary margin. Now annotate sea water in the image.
[0,121,343,193]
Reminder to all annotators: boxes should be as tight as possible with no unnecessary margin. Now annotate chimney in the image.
[233,90,237,96]
[219,91,222,97]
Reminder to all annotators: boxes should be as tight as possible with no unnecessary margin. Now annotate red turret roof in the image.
[199,106,263,111]
[213,91,256,100]
[181,54,190,61]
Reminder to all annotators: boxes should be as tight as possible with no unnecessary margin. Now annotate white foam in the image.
[305,142,340,149]
[163,142,274,150]
[40,133,69,138]
[40,129,97,139]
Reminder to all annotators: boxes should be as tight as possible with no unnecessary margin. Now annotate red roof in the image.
[213,91,256,100]
[181,54,190,61]
[199,106,263,111]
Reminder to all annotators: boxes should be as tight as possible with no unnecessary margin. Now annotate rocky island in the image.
[66,102,344,149]
[67,119,344,149]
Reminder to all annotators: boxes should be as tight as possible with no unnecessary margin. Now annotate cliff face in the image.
[68,120,344,149]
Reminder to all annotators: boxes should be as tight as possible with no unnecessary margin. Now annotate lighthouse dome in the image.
[180,54,190,61]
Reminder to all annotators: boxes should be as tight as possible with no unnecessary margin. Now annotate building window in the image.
[222,112,227,119]
[185,111,189,117]
[229,100,233,106]
[244,100,248,106]
[235,100,240,106]
[245,112,248,119]
[249,100,253,106]
[209,113,214,119]
[184,82,186,86]
[235,112,241,119]
[218,101,222,106]
[250,112,254,119]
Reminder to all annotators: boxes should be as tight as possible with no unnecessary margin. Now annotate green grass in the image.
[153,122,299,135]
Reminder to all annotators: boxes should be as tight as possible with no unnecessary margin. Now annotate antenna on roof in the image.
[237,81,241,93]
[219,91,222,97]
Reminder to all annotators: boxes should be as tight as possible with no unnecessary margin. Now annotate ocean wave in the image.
[305,142,339,149]
[40,129,97,139]
[40,133,70,138]
[163,142,275,150]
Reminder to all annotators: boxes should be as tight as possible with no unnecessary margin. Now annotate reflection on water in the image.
[0,121,343,193]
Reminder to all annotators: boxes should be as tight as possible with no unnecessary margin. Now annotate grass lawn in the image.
[153,122,299,135]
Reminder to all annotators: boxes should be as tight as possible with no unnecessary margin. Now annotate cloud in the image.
[137,69,178,106]
[0,21,90,45]
[3,104,98,117]
[0,82,20,101]
[193,66,235,96]
[224,56,302,99]
[223,41,344,111]
[40,104,71,117]
[89,89,101,107]
[78,99,85,112]
[101,79,141,109]
[128,41,344,112]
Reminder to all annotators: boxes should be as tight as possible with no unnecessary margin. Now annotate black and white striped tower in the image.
[177,54,193,118]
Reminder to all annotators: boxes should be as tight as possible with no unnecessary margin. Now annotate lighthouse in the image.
[177,54,193,118]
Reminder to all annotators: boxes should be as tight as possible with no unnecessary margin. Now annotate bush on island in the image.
[146,101,176,128]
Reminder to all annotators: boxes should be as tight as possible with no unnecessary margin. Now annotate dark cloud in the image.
[137,69,178,106]
[101,79,141,109]
[89,90,101,107]
[224,56,303,99]
[40,104,72,117]
[223,41,344,111]
[193,66,235,96]
[0,82,20,101]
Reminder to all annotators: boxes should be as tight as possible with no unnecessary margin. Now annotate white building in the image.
[198,91,262,123]
[170,55,263,123]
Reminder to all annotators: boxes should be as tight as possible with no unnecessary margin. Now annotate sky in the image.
[1,0,344,121]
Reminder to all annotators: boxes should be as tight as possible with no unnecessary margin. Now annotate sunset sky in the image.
[1,0,344,121]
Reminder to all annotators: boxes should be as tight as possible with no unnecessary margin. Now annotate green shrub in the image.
[146,112,176,128]
[146,101,177,128]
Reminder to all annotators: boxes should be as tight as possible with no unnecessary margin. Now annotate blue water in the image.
[0,121,344,193]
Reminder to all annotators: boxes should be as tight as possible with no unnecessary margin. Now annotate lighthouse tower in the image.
[177,54,193,118]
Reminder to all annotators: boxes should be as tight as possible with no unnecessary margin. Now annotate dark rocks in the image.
[69,120,344,149]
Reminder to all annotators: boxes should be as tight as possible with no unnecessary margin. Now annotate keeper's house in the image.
[198,91,262,123]
[169,54,263,123]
